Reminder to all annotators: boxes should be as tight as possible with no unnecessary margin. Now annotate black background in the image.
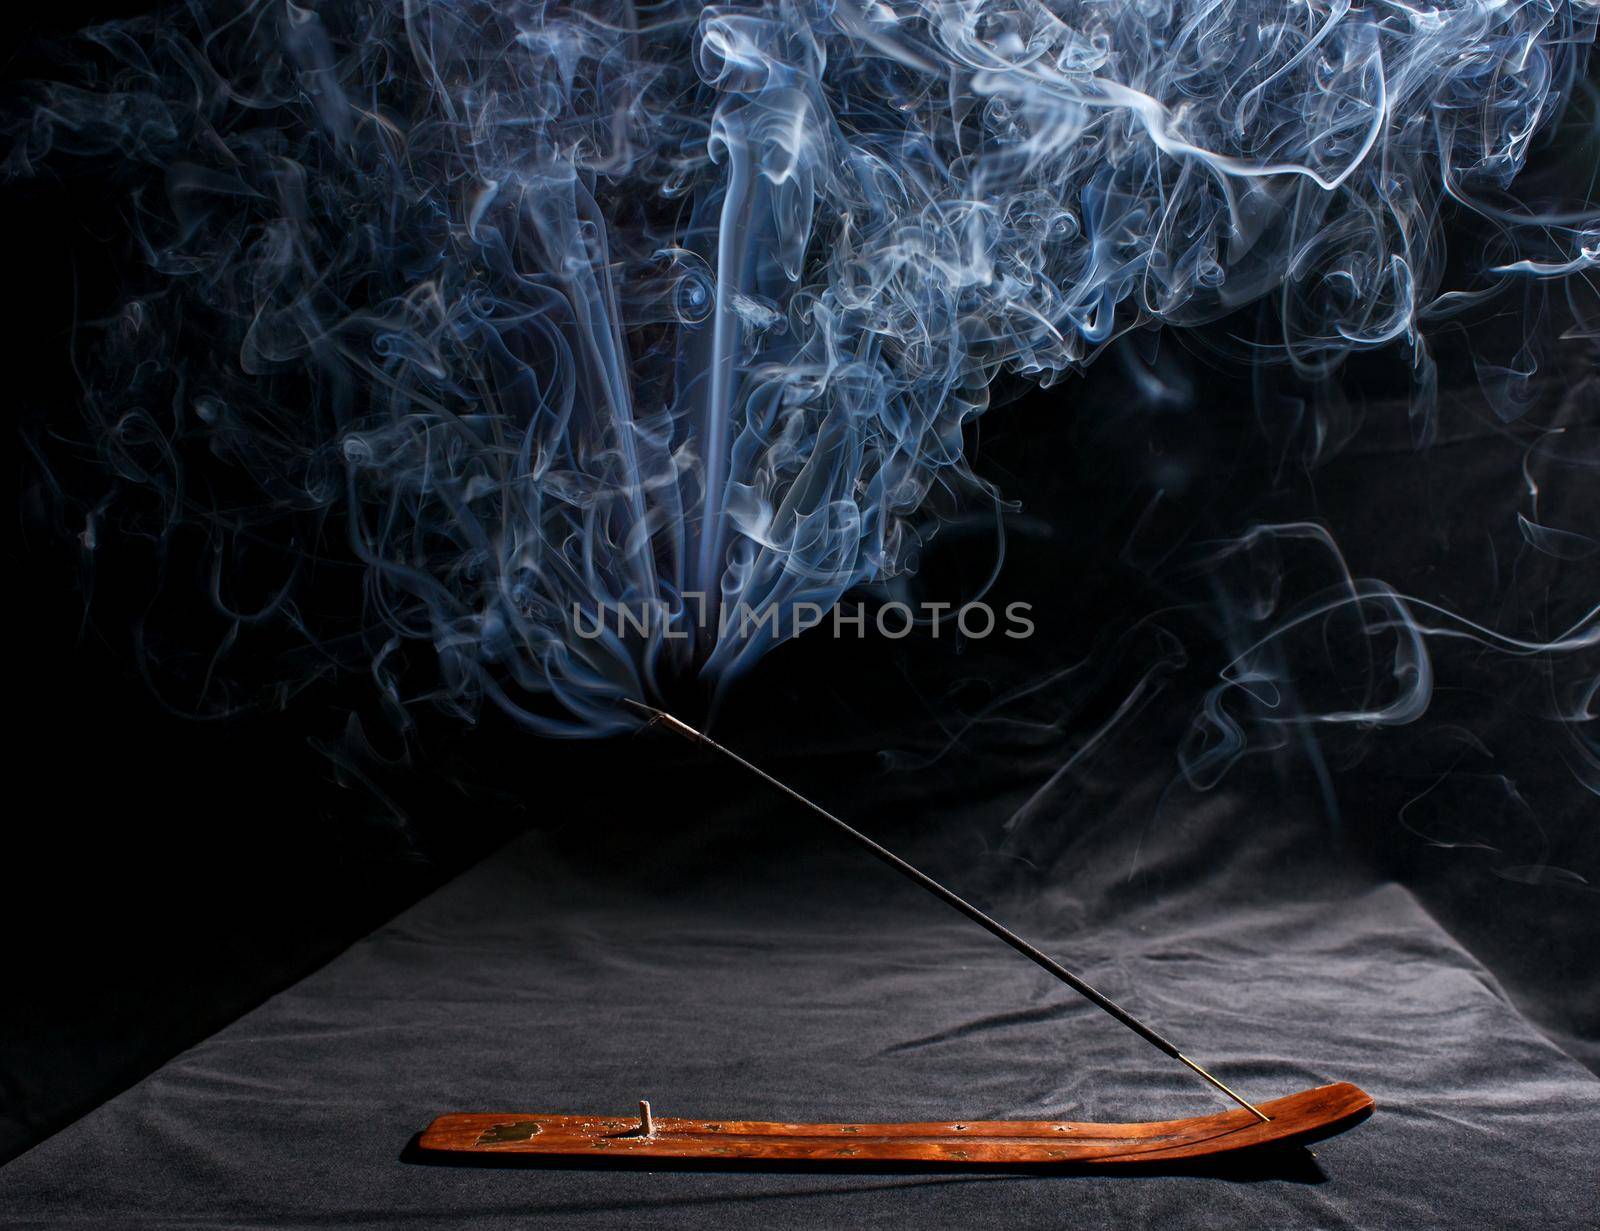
[3,0,1596,1173]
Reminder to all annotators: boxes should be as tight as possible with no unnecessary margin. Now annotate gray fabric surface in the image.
[3,789,1596,1229]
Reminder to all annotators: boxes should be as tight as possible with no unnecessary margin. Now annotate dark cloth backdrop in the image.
[2,708,1597,1228]
[6,330,1597,1229]
[2,11,1595,1216]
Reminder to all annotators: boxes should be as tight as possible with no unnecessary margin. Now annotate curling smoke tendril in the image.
[7,0,1597,734]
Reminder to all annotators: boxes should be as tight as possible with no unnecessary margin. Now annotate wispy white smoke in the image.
[8,0,1596,733]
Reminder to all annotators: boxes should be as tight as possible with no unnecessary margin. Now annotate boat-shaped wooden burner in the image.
[422,1084,1373,1167]
[418,703,1376,1172]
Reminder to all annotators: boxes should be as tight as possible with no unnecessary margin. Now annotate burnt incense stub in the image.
[420,1082,1374,1167]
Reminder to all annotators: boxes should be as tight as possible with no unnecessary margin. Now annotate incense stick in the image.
[623,698,1271,1123]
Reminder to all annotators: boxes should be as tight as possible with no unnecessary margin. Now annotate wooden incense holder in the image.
[419,1082,1373,1168]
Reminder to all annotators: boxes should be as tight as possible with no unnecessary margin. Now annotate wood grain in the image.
[418,1081,1373,1167]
